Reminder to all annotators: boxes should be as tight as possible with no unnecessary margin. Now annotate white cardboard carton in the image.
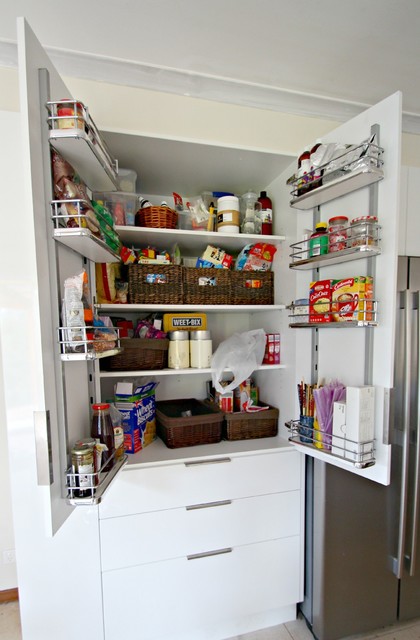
[332,386,375,463]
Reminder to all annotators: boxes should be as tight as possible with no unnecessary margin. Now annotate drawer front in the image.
[99,449,302,519]
[102,536,301,640]
[100,490,301,571]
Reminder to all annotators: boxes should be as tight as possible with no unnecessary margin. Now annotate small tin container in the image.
[190,330,212,368]
[168,331,190,369]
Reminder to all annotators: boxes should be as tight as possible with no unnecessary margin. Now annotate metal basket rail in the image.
[58,326,123,361]
[66,449,128,505]
[285,419,375,468]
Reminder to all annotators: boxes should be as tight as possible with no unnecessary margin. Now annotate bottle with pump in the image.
[309,222,329,257]
[258,191,273,235]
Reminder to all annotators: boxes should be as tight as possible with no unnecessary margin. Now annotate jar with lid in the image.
[168,331,190,369]
[90,403,115,472]
[350,215,379,247]
[328,216,349,252]
[309,222,329,257]
[71,443,95,497]
[190,331,212,368]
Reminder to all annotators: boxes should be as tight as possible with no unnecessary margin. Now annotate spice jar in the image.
[90,403,115,472]
[328,216,349,252]
[71,443,95,498]
[190,331,212,368]
[350,215,379,247]
[168,331,190,369]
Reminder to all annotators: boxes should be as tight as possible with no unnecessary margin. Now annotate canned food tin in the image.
[328,216,348,252]
[71,443,95,497]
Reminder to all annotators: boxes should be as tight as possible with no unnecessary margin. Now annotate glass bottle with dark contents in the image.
[90,403,115,472]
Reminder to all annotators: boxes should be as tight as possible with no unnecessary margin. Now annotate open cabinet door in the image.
[12,17,92,535]
[271,92,402,486]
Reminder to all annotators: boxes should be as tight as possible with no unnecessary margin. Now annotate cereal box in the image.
[114,381,158,453]
[263,333,281,364]
[331,276,373,322]
[309,280,333,323]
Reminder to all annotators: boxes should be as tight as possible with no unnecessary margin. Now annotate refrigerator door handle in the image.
[409,291,420,576]
[396,290,411,579]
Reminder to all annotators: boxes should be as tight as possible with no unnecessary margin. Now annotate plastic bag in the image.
[211,329,266,394]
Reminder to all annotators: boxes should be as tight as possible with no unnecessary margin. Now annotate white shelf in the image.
[290,166,384,210]
[97,304,286,313]
[116,225,285,254]
[53,228,121,263]
[99,363,285,378]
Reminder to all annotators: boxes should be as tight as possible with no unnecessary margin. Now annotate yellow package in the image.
[163,313,207,332]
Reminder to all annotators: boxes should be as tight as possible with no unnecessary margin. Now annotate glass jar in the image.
[168,331,190,369]
[90,403,115,472]
[350,215,379,247]
[309,222,329,257]
[328,216,349,252]
[190,331,212,368]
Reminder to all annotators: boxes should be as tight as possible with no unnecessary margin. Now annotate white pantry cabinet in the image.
[99,448,304,640]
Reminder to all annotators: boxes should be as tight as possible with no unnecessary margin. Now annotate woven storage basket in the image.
[128,264,183,304]
[102,338,169,371]
[231,271,274,305]
[223,405,279,440]
[135,205,178,229]
[183,267,231,305]
[156,398,223,448]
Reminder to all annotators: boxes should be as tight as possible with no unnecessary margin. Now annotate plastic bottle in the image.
[297,147,311,196]
[310,138,323,189]
[309,222,329,257]
[258,191,273,235]
[91,403,115,472]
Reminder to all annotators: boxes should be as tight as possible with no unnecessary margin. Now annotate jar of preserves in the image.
[90,403,115,472]
[56,100,84,129]
[168,331,190,369]
[71,443,95,498]
[350,215,379,247]
[328,216,349,252]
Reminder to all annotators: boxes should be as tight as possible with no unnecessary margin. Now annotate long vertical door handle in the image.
[409,291,420,576]
[397,290,411,579]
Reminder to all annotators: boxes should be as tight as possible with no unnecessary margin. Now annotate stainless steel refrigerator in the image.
[301,256,420,640]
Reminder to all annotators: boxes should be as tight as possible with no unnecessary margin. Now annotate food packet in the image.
[62,271,86,352]
[95,263,122,303]
[186,196,209,230]
[93,315,118,352]
[235,243,277,271]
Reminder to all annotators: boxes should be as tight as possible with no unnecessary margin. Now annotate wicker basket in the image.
[156,398,223,448]
[223,405,279,440]
[135,206,178,229]
[231,271,274,305]
[128,264,183,304]
[102,338,169,371]
[183,267,231,305]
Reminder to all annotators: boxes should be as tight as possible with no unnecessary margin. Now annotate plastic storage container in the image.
[117,168,137,193]
[328,216,349,252]
[189,330,212,368]
[94,191,138,226]
[350,215,379,247]
[217,195,240,233]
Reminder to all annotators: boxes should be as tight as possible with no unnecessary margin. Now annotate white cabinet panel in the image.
[99,450,302,519]
[399,166,408,255]
[405,166,420,256]
[100,490,300,571]
[102,537,301,640]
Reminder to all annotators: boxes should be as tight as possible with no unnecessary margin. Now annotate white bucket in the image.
[217,195,240,234]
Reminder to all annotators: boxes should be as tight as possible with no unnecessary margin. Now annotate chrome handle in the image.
[409,292,420,576]
[186,500,232,511]
[34,410,53,486]
[187,548,232,561]
[184,458,231,467]
[396,291,411,579]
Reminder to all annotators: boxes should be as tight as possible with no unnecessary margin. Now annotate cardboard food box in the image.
[263,333,280,364]
[163,313,207,333]
[309,279,333,323]
[331,276,373,322]
[114,381,158,453]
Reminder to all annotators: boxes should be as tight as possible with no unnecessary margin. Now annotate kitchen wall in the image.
[1,64,420,591]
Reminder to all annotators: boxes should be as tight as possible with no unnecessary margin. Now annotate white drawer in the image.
[100,490,301,571]
[99,449,302,519]
[102,536,302,640]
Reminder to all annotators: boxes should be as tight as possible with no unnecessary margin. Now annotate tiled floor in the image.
[1,601,420,640]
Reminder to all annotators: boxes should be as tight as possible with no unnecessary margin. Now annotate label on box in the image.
[309,280,333,323]
[163,313,207,332]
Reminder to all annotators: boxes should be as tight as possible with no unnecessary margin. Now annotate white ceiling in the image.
[2,0,420,132]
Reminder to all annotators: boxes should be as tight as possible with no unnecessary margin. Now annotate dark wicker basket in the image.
[128,264,183,304]
[102,338,169,371]
[183,267,231,305]
[231,271,274,305]
[135,206,178,229]
[156,398,223,448]
[223,405,279,440]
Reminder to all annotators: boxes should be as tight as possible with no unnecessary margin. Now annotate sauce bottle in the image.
[91,403,115,472]
[297,147,311,195]
[258,191,273,235]
[310,138,323,189]
[309,222,329,257]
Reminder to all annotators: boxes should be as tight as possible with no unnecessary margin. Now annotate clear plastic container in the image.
[94,191,138,226]
[350,215,379,247]
[328,216,349,252]
[117,168,137,193]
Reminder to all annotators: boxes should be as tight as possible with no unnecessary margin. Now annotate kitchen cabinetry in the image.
[399,166,420,257]
[99,448,304,640]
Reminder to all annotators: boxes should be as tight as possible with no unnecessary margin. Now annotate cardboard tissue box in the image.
[114,381,158,453]
[332,386,375,463]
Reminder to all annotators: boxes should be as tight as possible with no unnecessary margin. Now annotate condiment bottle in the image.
[90,403,115,472]
[258,191,273,235]
[168,331,190,369]
[190,331,212,368]
[328,216,349,252]
[310,138,323,189]
[297,147,311,196]
[309,222,329,257]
